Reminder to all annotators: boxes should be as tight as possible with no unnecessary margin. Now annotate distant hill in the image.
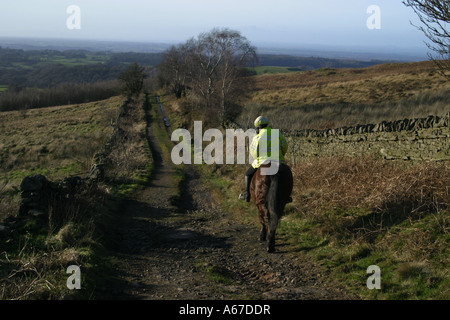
[0,37,172,53]
[0,47,160,88]
[0,45,397,90]
[256,54,393,70]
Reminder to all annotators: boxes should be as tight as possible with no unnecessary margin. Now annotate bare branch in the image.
[403,0,450,77]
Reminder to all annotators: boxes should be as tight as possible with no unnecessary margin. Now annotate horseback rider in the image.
[239,116,288,202]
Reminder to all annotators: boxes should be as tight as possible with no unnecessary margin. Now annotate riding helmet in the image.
[254,116,269,128]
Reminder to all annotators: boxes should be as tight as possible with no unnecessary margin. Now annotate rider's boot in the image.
[238,176,251,202]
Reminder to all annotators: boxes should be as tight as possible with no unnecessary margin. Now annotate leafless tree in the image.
[211,29,258,121]
[158,28,257,124]
[403,0,450,76]
[118,62,147,97]
[157,43,193,98]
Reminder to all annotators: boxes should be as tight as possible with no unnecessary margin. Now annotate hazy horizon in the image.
[0,0,431,60]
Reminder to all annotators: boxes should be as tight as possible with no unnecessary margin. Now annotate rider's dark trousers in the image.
[245,166,257,194]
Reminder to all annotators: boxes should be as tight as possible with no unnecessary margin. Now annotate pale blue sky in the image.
[0,0,429,54]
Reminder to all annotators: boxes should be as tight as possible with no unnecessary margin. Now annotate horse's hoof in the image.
[259,233,266,241]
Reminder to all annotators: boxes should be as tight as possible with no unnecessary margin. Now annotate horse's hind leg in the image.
[267,230,276,253]
[259,224,267,242]
[267,212,278,253]
[257,204,268,241]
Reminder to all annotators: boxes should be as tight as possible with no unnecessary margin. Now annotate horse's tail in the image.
[267,173,282,227]
[259,163,293,252]
[266,173,283,252]
[267,164,293,222]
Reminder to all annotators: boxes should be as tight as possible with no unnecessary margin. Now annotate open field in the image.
[0,97,122,184]
[4,54,109,70]
[0,96,123,221]
[252,66,304,75]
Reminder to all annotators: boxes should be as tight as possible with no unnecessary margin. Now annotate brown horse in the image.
[250,162,293,253]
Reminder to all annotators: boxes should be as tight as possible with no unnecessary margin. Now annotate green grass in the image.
[149,95,176,162]
[148,94,187,202]
[10,54,109,68]
[308,210,446,299]
[195,260,234,285]
[252,66,304,75]
[0,97,122,192]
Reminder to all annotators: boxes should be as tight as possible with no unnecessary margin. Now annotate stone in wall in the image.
[19,174,49,217]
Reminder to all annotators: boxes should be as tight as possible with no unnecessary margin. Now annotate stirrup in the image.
[239,192,251,202]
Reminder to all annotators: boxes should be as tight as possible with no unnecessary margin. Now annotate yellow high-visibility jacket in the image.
[249,127,288,169]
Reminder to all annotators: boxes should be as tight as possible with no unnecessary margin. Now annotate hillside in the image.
[256,54,390,70]
[0,97,124,222]
[236,60,450,130]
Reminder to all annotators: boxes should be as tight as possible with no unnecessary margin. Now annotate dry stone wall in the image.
[0,99,130,238]
[284,113,449,163]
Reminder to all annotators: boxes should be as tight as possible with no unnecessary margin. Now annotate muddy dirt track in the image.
[95,101,354,300]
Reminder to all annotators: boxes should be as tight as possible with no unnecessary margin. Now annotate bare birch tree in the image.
[158,28,257,124]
